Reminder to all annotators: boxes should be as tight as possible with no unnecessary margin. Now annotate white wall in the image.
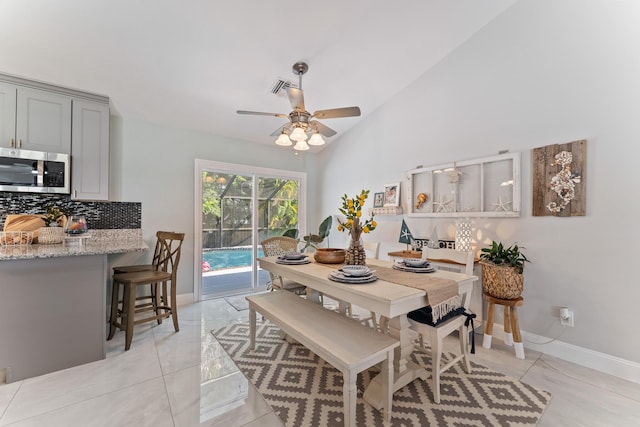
[318,0,640,364]
[109,116,319,296]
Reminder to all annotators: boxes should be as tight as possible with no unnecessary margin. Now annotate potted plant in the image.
[42,206,65,227]
[336,190,377,265]
[38,206,66,244]
[479,241,529,299]
[283,215,333,252]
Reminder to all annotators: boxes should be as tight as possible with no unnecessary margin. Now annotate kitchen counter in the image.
[0,229,149,383]
[0,229,147,261]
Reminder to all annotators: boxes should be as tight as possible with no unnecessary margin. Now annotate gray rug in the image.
[224,295,250,311]
[213,322,551,426]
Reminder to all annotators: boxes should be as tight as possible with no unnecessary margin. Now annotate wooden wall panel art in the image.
[532,139,586,217]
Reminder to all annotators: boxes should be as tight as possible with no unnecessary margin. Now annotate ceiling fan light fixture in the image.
[293,140,310,151]
[290,126,308,142]
[275,131,292,146]
[308,132,325,146]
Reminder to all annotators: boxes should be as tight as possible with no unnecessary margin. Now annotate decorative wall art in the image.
[383,182,400,207]
[407,152,521,217]
[373,192,384,208]
[532,139,586,216]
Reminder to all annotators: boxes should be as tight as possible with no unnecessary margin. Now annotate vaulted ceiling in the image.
[0,0,516,150]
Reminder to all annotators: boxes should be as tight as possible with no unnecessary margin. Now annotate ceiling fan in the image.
[237,62,361,151]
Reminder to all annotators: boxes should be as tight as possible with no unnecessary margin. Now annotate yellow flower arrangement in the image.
[337,190,377,241]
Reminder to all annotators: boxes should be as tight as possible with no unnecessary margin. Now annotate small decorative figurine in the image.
[416,193,428,209]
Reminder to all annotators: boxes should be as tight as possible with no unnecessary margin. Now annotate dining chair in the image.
[407,248,476,403]
[108,231,185,350]
[260,236,306,295]
[422,247,474,275]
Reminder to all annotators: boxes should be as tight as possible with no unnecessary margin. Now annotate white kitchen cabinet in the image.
[0,82,17,148]
[71,99,110,200]
[15,86,72,153]
[1,73,110,200]
[407,152,521,218]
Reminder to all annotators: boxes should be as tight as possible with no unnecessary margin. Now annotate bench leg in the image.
[343,370,357,427]
[249,308,256,350]
[382,349,393,423]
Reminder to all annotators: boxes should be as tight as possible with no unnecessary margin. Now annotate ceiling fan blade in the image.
[237,110,288,119]
[312,106,361,119]
[310,120,337,137]
[286,87,305,111]
[270,123,292,137]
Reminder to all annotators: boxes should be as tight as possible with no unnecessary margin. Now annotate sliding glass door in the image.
[195,160,306,300]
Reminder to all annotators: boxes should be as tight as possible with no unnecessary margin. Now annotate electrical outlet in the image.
[560,307,574,327]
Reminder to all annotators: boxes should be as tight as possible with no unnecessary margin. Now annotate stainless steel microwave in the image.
[0,147,70,194]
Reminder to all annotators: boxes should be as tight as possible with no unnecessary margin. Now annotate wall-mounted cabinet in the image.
[0,82,71,153]
[71,99,110,201]
[0,73,110,201]
[407,152,521,217]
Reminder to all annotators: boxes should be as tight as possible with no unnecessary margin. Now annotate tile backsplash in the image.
[0,193,141,230]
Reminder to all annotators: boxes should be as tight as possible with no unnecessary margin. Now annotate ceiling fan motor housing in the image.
[289,111,310,127]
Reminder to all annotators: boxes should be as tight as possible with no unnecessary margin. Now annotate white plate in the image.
[328,273,378,284]
[330,271,375,281]
[276,259,311,265]
[392,263,435,273]
[281,253,307,260]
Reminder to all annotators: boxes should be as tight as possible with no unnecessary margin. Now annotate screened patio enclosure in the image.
[200,168,302,298]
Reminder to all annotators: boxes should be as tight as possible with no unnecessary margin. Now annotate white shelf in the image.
[407,152,521,218]
[369,206,403,216]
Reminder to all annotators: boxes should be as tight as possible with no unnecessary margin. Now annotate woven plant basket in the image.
[480,261,524,299]
[37,226,64,244]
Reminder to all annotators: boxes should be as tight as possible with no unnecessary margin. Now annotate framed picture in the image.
[383,182,400,207]
[373,192,384,208]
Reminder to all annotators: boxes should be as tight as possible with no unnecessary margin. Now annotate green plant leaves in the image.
[480,240,529,274]
[318,216,332,239]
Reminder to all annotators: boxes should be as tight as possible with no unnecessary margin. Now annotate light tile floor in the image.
[1,295,639,426]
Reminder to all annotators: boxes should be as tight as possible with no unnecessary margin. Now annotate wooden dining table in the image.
[257,256,478,410]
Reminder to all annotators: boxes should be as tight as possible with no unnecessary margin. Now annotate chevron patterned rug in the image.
[212,321,550,426]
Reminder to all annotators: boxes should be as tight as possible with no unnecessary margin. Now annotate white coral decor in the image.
[546,151,581,213]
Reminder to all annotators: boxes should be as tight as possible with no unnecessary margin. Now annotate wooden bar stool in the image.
[482,293,525,359]
[112,231,168,313]
[108,231,184,350]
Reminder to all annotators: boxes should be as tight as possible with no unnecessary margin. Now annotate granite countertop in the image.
[0,229,148,261]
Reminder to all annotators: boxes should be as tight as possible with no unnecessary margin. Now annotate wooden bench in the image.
[246,291,399,426]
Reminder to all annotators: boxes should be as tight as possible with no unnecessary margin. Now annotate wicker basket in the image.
[37,226,65,244]
[0,231,34,246]
[480,261,524,299]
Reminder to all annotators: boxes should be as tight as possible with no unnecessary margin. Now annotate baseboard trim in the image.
[489,324,640,385]
[177,293,195,306]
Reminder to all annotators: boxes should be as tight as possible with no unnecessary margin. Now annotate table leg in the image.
[306,288,323,304]
[363,314,427,410]
[249,308,256,350]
